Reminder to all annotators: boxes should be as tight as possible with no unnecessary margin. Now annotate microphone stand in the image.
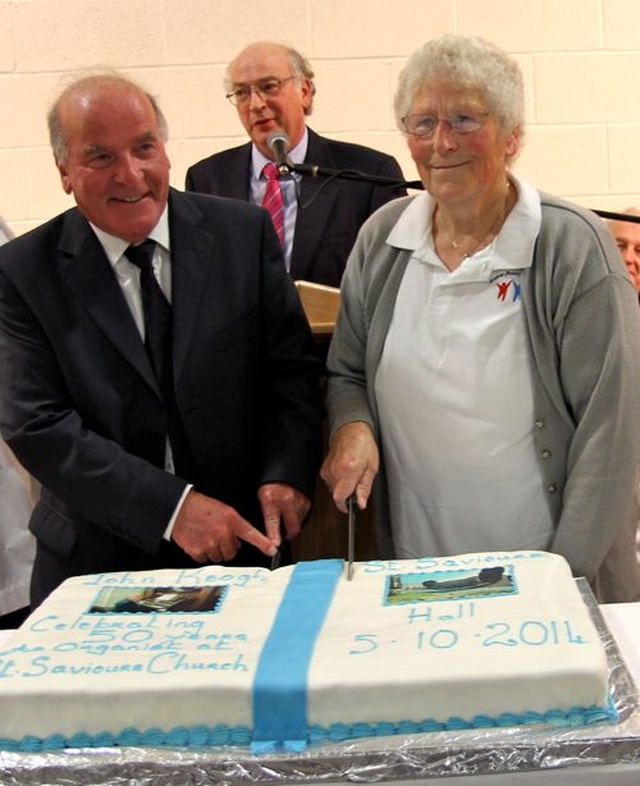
[287,162,423,191]
[593,209,640,224]
[286,162,640,225]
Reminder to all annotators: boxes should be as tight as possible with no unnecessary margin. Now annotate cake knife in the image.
[347,494,355,581]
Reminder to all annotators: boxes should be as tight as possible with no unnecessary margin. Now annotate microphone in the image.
[267,131,291,176]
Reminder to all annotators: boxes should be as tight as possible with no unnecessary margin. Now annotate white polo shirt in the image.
[375,176,554,558]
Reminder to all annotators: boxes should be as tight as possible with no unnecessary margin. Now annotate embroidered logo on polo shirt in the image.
[496,279,522,303]
[489,270,523,303]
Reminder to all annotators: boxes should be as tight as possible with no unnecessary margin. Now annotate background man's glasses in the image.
[226,76,295,106]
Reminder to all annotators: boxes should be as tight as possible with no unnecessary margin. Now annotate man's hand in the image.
[172,490,277,563]
[258,482,311,548]
[321,422,379,513]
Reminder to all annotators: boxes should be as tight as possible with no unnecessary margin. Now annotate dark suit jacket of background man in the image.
[0,188,324,604]
[185,128,407,288]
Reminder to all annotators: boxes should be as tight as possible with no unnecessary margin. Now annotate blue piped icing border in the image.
[0,725,253,753]
[0,700,618,752]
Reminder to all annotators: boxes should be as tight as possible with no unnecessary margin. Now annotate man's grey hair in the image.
[48,71,169,164]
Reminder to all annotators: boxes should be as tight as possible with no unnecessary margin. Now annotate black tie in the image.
[126,240,170,382]
[126,240,193,478]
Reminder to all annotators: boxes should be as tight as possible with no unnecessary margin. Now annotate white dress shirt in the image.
[90,207,190,539]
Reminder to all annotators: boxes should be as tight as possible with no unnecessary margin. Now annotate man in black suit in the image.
[185,42,407,287]
[0,73,324,607]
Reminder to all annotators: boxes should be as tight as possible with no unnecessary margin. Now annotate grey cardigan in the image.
[327,192,640,603]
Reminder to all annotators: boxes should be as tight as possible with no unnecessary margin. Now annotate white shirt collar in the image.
[90,203,171,268]
[386,174,542,272]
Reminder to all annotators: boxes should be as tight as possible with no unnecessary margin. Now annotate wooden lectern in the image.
[294,280,341,336]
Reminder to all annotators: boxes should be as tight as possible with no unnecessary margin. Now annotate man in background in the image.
[606,207,640,563]
[185,42,407,287]
[607,208,640,296]
[0,73,324,607]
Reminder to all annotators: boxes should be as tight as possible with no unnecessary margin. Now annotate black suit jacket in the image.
[185,128,406,287]
[0,189,323,603]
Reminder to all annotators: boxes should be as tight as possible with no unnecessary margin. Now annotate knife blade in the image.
[347,494,356,581]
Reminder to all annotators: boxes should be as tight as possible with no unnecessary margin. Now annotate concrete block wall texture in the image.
[1,0,639,236]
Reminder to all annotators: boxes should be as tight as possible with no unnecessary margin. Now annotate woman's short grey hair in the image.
[48,72,169,165]
[394,35,525,135]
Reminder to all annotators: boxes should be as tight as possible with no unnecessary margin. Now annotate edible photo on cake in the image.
[88,585,227,614]
[385,565,516,604]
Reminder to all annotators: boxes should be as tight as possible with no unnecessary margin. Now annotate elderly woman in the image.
[321,35,640,603]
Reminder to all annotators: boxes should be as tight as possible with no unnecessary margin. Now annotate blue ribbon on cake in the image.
[251,559,343,753]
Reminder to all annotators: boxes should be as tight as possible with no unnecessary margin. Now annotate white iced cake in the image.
[0,551,615,752]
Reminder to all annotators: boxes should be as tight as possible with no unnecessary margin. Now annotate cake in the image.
[0,551,615,753]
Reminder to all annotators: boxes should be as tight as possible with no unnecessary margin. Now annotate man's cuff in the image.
[163,484,193,540]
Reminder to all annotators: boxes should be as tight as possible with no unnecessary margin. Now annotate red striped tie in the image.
[261,162,285,245]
